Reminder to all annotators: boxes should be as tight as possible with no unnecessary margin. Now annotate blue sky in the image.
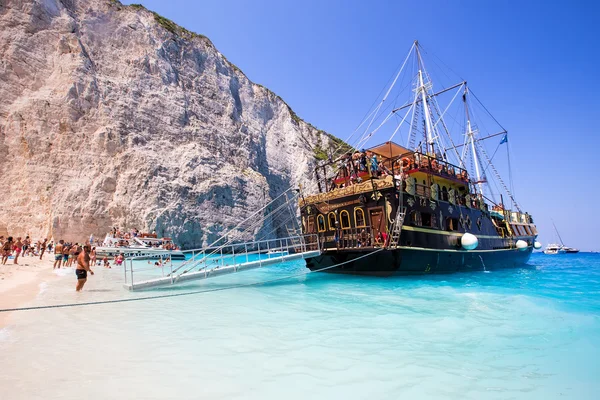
[124,0,600,251]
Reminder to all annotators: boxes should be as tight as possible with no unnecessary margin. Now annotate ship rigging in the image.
[300,41,541,275]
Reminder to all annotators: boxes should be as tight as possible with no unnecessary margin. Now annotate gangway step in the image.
[124,250,321,291]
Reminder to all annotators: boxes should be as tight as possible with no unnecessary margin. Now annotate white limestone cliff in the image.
[0,0,343,247]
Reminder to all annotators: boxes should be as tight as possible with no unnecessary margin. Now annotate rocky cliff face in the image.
[0,0,342,247]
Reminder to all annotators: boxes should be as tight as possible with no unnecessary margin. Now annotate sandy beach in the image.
[0,254,59,327]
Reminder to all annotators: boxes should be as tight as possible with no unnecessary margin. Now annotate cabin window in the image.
[328,212,337,231]
[340,210,351,229]
[308,216,315,233]
[354,208,366,227]
[446,217,459,231]
[442,186,448,201]
[410,210,422,226]
[317,215,326,232]
[422,212,432,228]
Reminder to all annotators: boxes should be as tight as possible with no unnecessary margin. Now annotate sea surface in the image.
[1,253,599,399]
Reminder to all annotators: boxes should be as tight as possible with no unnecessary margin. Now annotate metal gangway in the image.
[123,234,321,291]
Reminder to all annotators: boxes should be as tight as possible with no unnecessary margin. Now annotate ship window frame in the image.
[316,215,326,233]
[422,212,432,228]
[446,217,459,231]
[307,216,315,234]
[410,210,422,227]
[354,207,366,228]
[328,212,337,231]
[340,210,351,229]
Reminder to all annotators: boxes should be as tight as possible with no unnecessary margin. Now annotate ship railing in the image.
[318,226,381,250]
[123,234,321,289]
[393,151,470,183]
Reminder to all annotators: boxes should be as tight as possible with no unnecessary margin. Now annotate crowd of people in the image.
[1,236,49,265]
[105,227,180,251]
[331,150,392,189]
[330,150,471,191]
[0,234,126,292]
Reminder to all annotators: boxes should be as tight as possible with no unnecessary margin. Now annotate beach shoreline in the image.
[0,255,59,327]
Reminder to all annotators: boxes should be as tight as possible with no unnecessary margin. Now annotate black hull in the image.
[306,247,533,276]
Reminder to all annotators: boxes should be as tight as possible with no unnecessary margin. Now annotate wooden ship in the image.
[299,42,540,275]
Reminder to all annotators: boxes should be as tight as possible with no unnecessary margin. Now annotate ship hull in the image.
[306,247,533,276]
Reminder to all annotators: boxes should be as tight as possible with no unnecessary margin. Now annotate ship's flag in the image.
[500,134,508,144]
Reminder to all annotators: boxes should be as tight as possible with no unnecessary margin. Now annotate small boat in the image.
[543,221,578,254]
[94,233,185,260]
[543,244,565,255]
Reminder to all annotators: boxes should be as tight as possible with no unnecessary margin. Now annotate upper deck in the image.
[305,141,471,206]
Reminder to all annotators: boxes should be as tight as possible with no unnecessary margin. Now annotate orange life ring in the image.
[401,157,411,171]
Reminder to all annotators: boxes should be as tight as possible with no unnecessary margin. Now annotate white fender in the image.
[516,240,528,251]
[461,233,478,250]
[534,241,542,250]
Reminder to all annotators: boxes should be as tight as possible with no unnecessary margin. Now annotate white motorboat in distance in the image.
[95,233,185,260]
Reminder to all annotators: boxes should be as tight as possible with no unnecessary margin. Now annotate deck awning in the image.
[367,141,412,160]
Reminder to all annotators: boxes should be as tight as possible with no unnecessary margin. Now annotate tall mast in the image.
[415,42,435,155]
[552,220,565,246]
[463,86,483,195]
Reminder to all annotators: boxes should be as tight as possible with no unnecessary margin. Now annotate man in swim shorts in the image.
[75,245,94,291]
[54,240,64,269]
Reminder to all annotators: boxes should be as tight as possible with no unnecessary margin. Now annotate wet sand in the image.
[0,253,59,327]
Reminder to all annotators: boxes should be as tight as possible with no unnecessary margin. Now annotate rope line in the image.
[0,249,384,314]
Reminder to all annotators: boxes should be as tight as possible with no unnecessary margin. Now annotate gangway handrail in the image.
[124,233,318,277]
[123,233,321,290]
[171,189,299,274]
[174,233,315,277]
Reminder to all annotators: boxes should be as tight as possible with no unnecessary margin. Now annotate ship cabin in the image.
[300,141,537,251]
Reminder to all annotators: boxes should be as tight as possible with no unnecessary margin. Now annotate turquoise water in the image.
[1,253,599,399]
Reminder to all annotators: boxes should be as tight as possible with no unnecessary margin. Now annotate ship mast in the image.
[463,85,484,195]
[415,42,435,156]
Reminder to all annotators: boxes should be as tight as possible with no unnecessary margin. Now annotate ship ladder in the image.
[388,207,407,248]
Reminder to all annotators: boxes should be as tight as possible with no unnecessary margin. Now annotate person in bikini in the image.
[90,246,97,266]
[53,240,64,269]
[39,238,48,260]
[13,237,23,264]
[1,237,13,265]
[75,245,94,291]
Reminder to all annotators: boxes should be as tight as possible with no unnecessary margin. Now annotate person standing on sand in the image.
[13,237,23,265]
[75,245,94,291]
[53,240,64,269]
[90,246,97,266]
[67,244,77,267]
[39,238,48,260]
[2,237,14,265]
[62,243,70,266]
